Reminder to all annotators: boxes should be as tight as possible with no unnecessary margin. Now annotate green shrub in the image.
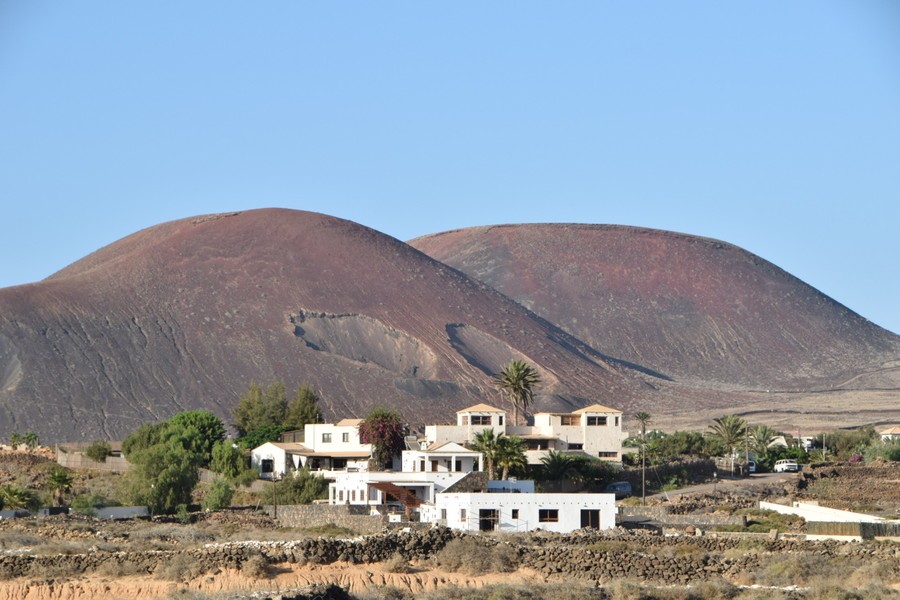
[202,478,234,510]
[84,440,111,462]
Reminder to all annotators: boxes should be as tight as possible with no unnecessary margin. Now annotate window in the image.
[361,490,366,502]
[342,432,349,443]
[560,415,579,426]
[499,416,504,425]
[322,433,332,443]
[338,490,344,502]
[615,416,620,426]
[441,509,447,520]
[511,509,519,519]
[460,509,467,522]
[261,459,274,473]
[598,451,618,458]
[455,460,462,472]
[471,415,491,425]
[587,416,607,426]
[568,443,583,450]
[538,509,559,523]
[351,490,356,502]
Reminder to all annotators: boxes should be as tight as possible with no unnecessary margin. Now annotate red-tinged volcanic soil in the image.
[0,210,670,442]
[410,224,900,393]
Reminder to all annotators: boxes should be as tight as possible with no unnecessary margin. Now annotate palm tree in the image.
[708,415,747,476]
[470,428,500,480]
[492,360,541,426]
[0,484,35,510]
[634,412,651,505]
[539,450,582,483]
[46,467,74,506]
[750,425,778,458]
[495,436,527,481]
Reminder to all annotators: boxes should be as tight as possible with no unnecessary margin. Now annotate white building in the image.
[328,469,472,508]
[423,403,627,464]
[420,491,616,533]
[250,418,372,478]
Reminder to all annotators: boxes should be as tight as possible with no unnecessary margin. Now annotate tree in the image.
[358,407,407,470]
[539,450,582,483]
[233,381,288,437]
[167,410,226,466]
[122,437,201,515]
[46,467,74,506]
[470,428,501,480]
[121,411,217,514]
[284,385,322,431]
[708,415,747,476]
[635,412,651,505]
[495,436,527,481]
[210,440,245,479]
[749,425,778,458]
[492,360,541,426]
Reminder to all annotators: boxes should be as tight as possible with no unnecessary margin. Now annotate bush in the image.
[241,553,271,579]
[202,478,234,511]
[262,469,328,505]
[70,492,117,514]
[383,552,411,573]
[433,538,519,575]
[84,441,111,462]
[155,552,206,581]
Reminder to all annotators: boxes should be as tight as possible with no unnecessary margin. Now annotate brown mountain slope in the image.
[410,224,900,391]
[0,210,662,442]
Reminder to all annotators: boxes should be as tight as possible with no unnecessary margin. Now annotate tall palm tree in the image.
[634,412,651,505]
[492,360,541,426]
[750,425,778,458]
[495,436,527,481]
[470,428,500,480]
[708,415,747,476]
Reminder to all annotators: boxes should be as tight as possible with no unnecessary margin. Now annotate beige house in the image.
[422,402,627,463]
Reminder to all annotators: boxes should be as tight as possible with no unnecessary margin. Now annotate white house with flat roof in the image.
[420,491,616,533]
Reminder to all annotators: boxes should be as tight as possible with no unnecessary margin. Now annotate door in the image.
[479,509,499,531]
[581,509,600,529]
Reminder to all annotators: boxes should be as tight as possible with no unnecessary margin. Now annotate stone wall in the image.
[263,504,384,534]
[0,527,897,587]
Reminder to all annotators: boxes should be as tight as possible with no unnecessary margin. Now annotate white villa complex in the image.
[424,403,627,463]
[250,401,624,533]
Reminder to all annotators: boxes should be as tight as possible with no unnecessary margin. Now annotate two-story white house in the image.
[250,418,372,479]
[422,403,626,464]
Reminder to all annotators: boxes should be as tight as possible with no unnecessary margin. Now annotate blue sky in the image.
[1,2,899,333]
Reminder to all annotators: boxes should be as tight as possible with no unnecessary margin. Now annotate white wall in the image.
[304,423,370,453]
[760,501,889,524]
[427,492,616,533]
[329,471,470,506]
[250,443,289,477]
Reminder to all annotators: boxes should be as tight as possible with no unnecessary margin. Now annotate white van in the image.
[774,459,800,473]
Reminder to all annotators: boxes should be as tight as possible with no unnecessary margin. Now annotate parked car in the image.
[747,460,757,474]
[604,481,633,500]
[774,459,800,473]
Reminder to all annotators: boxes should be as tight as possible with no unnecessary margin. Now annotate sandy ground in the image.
[0,561,548,600]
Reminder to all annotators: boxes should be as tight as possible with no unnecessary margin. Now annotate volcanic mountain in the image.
[0,210,660,442]
[410,224,900,391]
